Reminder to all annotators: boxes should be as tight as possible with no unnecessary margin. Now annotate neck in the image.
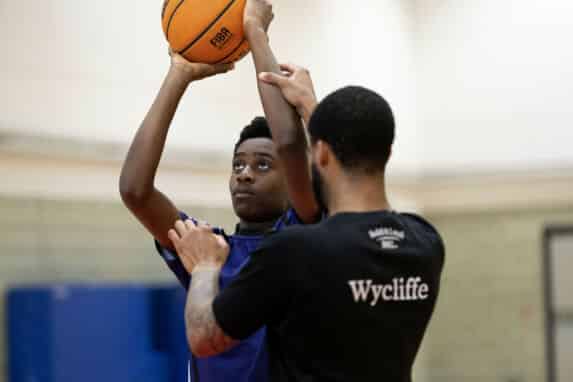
[326,172,391,216]
[237,219,276,235]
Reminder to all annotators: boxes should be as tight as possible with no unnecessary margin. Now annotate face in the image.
[229,138,289,223]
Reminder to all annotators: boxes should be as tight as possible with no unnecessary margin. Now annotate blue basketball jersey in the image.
[155,209,302,382]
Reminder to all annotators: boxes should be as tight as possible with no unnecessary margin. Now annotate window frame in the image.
[543,226,573,382]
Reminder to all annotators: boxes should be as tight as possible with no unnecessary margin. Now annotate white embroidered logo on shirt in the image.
[368,227,405,249]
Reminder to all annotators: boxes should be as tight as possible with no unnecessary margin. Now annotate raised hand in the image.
[258,63,318,124]
[243,0,274,34]
[168,220,230,274]
[169,49,235,84]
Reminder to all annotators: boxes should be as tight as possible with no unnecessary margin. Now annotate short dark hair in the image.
[234,116,272,153]
[308,86,395,173]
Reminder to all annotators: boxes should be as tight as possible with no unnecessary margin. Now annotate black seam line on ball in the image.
[178,0,237,55]
[166,0,186,40]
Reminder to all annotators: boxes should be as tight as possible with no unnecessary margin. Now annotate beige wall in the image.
[2,196,573,382]
[0,196,237,382]
[417,207,573,382]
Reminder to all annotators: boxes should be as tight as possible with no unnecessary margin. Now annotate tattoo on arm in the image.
[185,269,238,357]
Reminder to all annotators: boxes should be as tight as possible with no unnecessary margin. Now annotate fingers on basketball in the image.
[214,62,235,74]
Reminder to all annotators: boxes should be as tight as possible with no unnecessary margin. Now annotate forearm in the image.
[245,26,306,148]
[185,267,237,358]
[245,26,319,221]
[297,97,317,127]
[120,68,189,200]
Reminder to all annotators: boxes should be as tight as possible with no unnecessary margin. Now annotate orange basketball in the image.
[162,0,250,64]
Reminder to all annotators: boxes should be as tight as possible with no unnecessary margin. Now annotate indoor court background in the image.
[1,1,572,381]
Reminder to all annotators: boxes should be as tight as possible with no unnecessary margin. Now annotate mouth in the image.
[233,190,256,199]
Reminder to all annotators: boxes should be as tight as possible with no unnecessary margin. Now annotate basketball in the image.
[162,0,250,64]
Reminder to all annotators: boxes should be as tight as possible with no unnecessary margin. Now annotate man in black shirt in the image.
[168,62,445,381]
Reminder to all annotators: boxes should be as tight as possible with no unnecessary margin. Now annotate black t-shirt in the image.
[213,210,445,382]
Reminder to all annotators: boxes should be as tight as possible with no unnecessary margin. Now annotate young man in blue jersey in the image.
[119,1,319,381]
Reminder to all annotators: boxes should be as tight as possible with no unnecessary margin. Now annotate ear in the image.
[315,140,332,168]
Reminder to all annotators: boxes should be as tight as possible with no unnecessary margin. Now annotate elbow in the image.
[118,174,151,209]
[274,131,297,150]
[188,335,216,359]
[275,135,308,158]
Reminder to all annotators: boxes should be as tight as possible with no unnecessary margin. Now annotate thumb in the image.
[258,72,288,88]
[212,62,235,74]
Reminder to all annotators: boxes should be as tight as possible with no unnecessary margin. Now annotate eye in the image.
[257,160,271,171]
[233,160,246,173]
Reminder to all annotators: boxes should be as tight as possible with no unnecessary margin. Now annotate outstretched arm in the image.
[119,54,233,250]
[170,220,293,357]
[243,0,320,223]
[258,63,318,127]
[185,267,237,357]
[168,220,238,357]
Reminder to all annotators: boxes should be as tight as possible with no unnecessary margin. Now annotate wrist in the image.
[191,263,222,274]
[244,21,266,40]
[168,64,194,86]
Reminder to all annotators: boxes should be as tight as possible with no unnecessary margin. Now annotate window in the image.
[544,227,573,382]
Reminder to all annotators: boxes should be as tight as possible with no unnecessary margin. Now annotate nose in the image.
[237,165,254,183]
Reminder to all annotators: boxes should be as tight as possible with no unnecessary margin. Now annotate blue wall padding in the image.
[151,286,190,382]
[6,284,188,382]
[7,287,53,382]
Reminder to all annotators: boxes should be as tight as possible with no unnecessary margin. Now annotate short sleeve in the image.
[154,240,191,289]
[154,211,226,289]
[212,232,300,340]
[273,206,322,231]
[272,208,300,232]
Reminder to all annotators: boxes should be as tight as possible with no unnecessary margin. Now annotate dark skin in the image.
[230,137,289,232]
[119,53,237,252]
[244,0,319,223]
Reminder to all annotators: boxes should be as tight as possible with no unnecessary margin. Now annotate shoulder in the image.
[399,212,440,236]
[178,211,227,236]
[398,212,445,257]
[257,223,321,260]
[269,222,320,243]
[246,225,319,285]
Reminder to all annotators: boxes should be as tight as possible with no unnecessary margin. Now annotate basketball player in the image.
[169,83,446,381]
[119,1,318,381]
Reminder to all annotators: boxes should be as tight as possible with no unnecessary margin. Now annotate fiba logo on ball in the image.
[210,27,234,50]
